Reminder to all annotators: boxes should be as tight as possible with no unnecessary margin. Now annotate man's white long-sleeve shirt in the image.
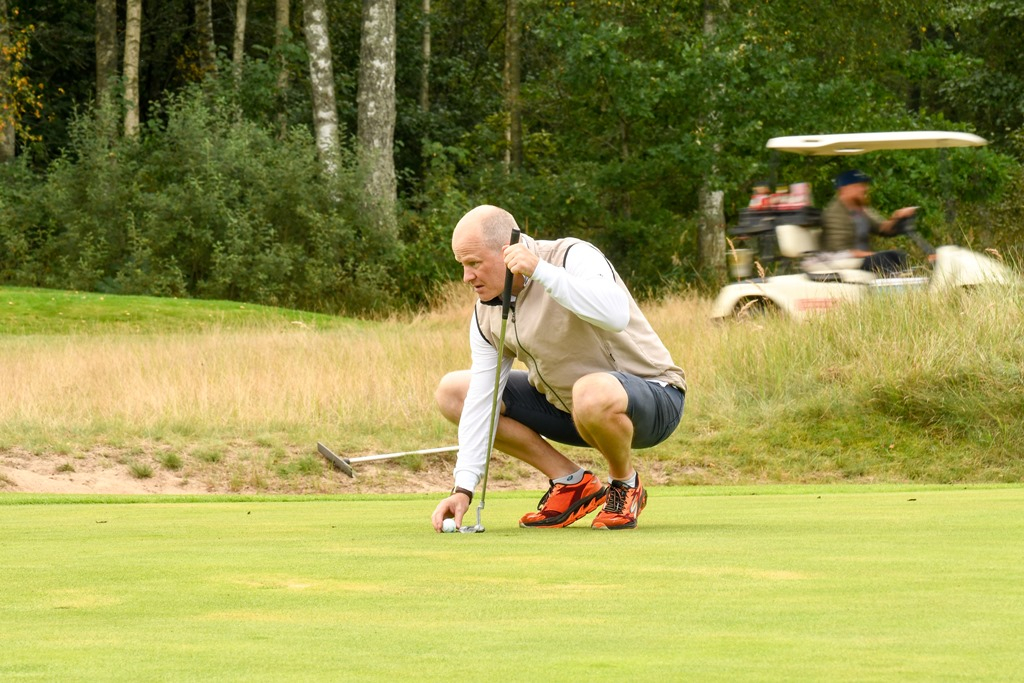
[452,243,630,493]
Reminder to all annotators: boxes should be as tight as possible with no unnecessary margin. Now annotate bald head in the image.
[453,205,520,254]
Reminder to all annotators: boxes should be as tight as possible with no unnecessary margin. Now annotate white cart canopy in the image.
[766,131,988,155]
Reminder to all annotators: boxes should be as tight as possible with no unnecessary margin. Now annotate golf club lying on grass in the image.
[459,227,520,534]
[316,442,458,478]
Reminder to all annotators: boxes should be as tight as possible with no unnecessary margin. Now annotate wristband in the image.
[450,486,473,502]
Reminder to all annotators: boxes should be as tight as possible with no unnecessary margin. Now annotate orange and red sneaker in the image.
[591,476,647,530]
[519,472,607,528]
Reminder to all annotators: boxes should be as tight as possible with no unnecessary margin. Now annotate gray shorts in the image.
[501,370,684,449]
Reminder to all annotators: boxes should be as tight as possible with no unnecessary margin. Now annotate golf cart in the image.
[711,131,1016,320]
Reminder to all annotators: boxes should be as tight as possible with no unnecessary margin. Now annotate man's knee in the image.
[572,373,628,421]
[435,370,471,423]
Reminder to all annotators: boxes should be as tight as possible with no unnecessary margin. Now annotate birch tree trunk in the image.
[302,0,340,176]
[195,0,218,76]
[698,189,726,276]
[95,0,118,104]
[0,0,15,161]
[357,0,397,236]
[420,0,430,112]
[233,0,248,81]
[697,0,727,280]
[123,0,142,137]
[503,0,522,170]
[275,0,290,136]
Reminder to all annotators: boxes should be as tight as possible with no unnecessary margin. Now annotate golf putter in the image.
[460,227,520,534]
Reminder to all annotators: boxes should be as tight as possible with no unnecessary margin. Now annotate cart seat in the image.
[775,223,873,283]
[776,223,822,259]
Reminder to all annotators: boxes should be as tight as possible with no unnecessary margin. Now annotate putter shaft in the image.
[474,228,520,530]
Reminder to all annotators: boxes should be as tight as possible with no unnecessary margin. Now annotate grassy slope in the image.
[0,286,474,495]
[651,281,1024,485]
[2,487,1022,681]
[1,283,1023,491]
[0,286,346,334]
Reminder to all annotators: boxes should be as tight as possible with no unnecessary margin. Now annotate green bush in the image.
[951,165,1024,262]
[0,88,400,315]
[0,157,53,284]
[398,142,471,300]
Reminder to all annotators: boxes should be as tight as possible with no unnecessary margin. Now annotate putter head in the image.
[458,505,485,533]
[317,442,355,478]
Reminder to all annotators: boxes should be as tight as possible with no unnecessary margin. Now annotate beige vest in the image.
[475,236,685,414]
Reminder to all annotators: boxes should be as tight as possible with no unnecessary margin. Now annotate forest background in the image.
[1,0,1023,315]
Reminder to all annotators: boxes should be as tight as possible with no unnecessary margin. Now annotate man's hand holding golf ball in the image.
[432,488,471,533]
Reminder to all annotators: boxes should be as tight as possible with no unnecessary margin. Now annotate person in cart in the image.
[821,169,917,276]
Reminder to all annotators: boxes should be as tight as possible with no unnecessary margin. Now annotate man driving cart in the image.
[821,169,918,276]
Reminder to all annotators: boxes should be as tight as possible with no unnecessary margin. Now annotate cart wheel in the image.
[734,296,779,319]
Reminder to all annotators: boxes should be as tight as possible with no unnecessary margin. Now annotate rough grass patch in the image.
[276,454,322,477]
[128,461,153,479]
[158,453,183,470]
[193,448,223,464]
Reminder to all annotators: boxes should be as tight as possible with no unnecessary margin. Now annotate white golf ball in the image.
[441,518,457,533]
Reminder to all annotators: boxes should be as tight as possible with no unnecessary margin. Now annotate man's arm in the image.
[528,244,631,331]
[878,206,917,236]
[451,313,512,493]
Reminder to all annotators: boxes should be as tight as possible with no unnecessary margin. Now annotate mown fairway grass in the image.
[0,286,345,335]
[2,486,1023,682]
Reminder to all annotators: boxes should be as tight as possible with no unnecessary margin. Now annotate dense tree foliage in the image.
[0,0,1022,312]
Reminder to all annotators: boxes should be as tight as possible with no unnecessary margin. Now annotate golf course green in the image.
[2,485,1022,681]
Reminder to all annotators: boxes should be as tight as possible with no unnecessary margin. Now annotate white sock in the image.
[612,471,637,488]
[553,468,586,485]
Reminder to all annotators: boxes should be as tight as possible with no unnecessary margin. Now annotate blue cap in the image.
[834,169,871,189]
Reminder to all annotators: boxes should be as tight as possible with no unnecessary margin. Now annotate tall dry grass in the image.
[0,289,477,455]
[664,280,1024,483]
[2,279,1022,486]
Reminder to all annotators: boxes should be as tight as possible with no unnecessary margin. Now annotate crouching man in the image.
[431,205,686,531]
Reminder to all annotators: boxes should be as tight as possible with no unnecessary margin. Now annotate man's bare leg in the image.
[435,370,578,478]
[572,372,648,529]
[570,373,634,480]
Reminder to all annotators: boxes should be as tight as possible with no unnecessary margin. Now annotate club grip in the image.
[501,229,520,320]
